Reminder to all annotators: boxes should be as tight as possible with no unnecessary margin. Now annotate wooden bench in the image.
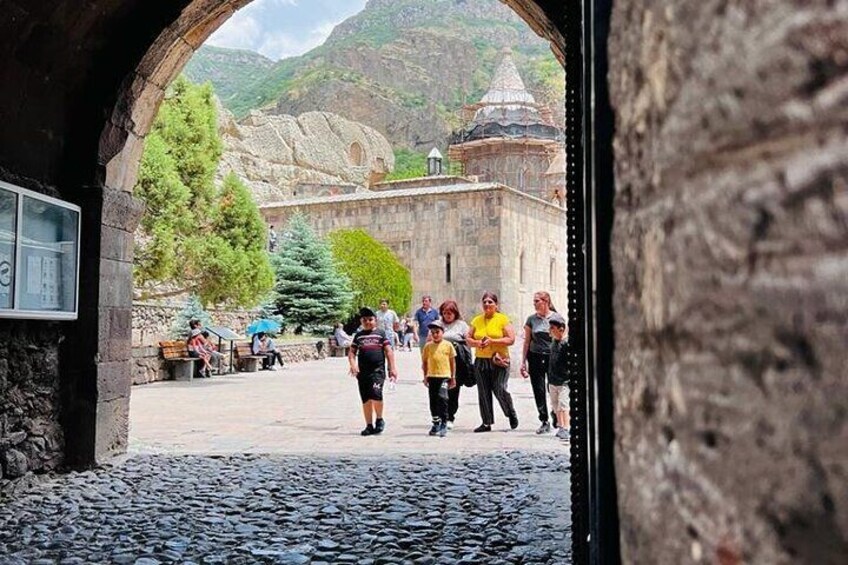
[234,342,266,372]
[159,340,199,381]
[328,337,349,358]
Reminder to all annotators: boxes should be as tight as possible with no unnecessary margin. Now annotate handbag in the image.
[492,352,511,369]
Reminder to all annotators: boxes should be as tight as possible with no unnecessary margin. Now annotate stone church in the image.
[261,51,567,318]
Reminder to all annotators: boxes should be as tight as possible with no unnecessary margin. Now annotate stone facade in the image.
[261,183,566,319]
[457,142,559,201]
[607,1,848,563]
[0,323,64,480]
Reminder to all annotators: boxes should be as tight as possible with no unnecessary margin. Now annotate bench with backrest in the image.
[235,342,266,372]
[159,340,199,381]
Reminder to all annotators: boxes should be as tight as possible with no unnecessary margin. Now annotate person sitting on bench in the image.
[252,332,284,370]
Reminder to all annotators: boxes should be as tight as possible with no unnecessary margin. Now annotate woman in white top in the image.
[437,300,470,428]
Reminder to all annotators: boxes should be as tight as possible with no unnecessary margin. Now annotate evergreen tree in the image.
[169,294,213,338]
[272,214,353,333]
[134,76,273,307]
[327,228,413,317]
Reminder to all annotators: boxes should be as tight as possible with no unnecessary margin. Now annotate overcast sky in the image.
[207,0,368,61]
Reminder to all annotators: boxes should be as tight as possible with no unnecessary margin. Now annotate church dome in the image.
[452,49,561,144]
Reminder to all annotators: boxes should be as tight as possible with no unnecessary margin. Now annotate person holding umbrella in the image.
[248,319,284,371]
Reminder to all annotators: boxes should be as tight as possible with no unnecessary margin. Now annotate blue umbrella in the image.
[247,319,281,335]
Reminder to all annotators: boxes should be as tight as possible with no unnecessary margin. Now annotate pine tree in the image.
[327,228,413,317]
[272,214,353,333]
[133,76,274,308]
[169,294,214,338]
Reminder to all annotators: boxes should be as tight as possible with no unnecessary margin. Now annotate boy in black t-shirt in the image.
[547,313,570,441]
[349,307,398,436]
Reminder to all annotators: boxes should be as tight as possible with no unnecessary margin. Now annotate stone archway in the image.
[0,1,845,564]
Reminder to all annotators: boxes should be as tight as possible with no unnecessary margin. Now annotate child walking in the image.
[421,320,456,437]
[548,313,570,440]
[349,307,398,436]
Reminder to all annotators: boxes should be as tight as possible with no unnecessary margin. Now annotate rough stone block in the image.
[98,259,134,308]
[96,361,132,404]
[99,225,134,263]
[1,448,28,478]
[101,187,145,232]
[94,397,129,463]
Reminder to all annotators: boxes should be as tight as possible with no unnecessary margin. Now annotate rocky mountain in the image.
[216,109,394,205]
[185,0,563,152]
[186,46,274,107]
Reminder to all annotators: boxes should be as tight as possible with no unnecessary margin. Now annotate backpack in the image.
[452,340,476,387]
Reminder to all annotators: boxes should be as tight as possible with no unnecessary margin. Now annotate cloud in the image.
[206,12,263,52]
[256,19,343,60]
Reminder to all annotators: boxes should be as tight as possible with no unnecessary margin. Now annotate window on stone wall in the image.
[349,142,365,166]
[550,258,556,289]
[519,251,525,286]
[446,253,452,284]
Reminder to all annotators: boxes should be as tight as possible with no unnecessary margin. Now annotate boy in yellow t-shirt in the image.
[421,320,456,437]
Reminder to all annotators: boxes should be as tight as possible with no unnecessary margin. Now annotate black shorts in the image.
[357,370,386,403]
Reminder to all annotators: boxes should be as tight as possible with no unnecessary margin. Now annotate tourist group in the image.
[342,292,571,440]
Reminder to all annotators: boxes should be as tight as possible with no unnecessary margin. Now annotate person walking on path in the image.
[413,295,439,352]
[421,320,456,438]
[376,299,400,350]
[437,300,471,429]
[466,291,518,433]
[520,291,558,434]
[349,307,398,436]
[547,312,571,440]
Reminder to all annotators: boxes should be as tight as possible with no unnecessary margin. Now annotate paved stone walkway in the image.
[1,352,572,563]
[128,352,568,455]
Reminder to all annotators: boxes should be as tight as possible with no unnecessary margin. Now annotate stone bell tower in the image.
[448,48,562,200]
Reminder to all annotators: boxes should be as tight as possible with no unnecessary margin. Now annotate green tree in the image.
[326,228,412,317]
[384,149,427,181]
[272,214,353,333]
[134,76,273,307]
[169,294,213,338]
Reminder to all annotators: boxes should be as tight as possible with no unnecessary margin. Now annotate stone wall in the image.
[262,184,566,319]
[0,323,64,480]
[133,339,327,386]
[132,301,258,385]
[462,144,556,201]
[608,1,848,562]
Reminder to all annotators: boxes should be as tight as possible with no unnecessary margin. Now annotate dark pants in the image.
[527,351,550,423]
[475,358,516,426]
[428,378,449,423]
[262,351,284,369]
[448,384,460,422]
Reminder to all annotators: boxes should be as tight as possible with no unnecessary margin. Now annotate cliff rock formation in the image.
[217,109,395,204]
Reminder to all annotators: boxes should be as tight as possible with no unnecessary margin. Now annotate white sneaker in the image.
[556,428,570,440]
[446,421,454,430]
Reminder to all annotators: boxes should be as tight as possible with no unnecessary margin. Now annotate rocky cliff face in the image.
[187,0,563,151]
[217,110,395,204]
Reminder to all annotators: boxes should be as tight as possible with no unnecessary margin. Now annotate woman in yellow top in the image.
[465,291,518,433]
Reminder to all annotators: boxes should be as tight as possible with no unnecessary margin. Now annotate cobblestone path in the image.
[0,452,571,564]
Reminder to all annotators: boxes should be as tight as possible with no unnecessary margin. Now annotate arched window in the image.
[348,142,364,166]
[550,258,556,288]
[519,251,526,286]
[445,253,452,284]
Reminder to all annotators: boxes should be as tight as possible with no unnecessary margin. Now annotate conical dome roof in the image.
[480,49,537,106]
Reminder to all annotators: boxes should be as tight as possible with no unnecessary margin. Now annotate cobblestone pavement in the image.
[1,351,572,563]
[0,452,571,564]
